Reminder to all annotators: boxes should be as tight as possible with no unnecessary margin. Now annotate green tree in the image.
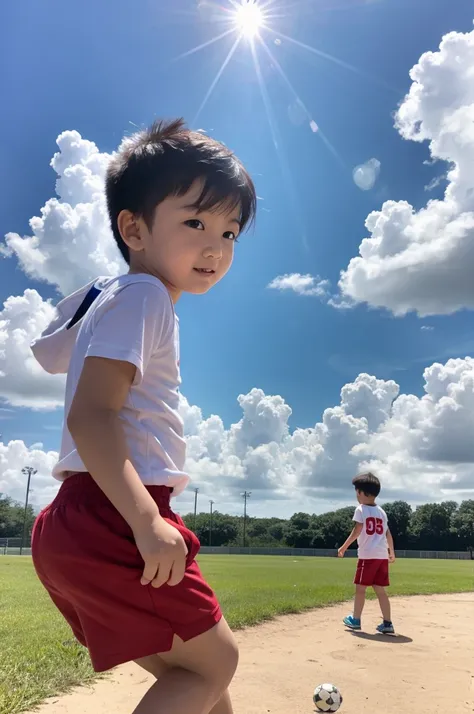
[319,507,354,549]
[247,519,268,540]
[183,511,238,547]
[409,502,458,550]
[283,524,315,548]
[283,512,315,547]
[451,500,474,553]
[267,521,285,543]
[0,493,36,540]
[0,495,14,538]
[245,518,286,546]
[289,512,312,530]
[383,501,412,548]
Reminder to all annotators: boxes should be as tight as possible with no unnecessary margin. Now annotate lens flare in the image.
[173,0,396,196]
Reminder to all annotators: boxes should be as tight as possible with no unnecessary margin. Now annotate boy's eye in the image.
[185,219,204,230]
[184,220,238,242]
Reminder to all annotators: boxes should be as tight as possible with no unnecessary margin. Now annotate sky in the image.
[1,0,474,518]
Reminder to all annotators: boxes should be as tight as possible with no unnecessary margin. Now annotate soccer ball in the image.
[313,683,343,712]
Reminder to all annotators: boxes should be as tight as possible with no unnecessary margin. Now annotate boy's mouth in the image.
[194,268,215,274]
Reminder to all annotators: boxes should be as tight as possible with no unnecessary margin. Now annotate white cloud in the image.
[268,273,330,297]
[356,358,474,499]
[0,128,128,409]
[424,174,446,192]
[337,26,474,317]
[2,358,474,513]
[395,358,474,464]
[0,440,59,507]
[2,130,124,296]
[0,290,65,409]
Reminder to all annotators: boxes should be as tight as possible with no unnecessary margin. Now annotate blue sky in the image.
[1,0,474,514]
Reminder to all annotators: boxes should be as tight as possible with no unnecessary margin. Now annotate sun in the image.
[234,1,264,39]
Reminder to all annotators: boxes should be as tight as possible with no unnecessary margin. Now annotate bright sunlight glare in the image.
[234,1,264,39]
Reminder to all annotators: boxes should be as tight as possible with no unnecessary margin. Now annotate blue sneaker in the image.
[343,615,361,630]
[376,621,395,634]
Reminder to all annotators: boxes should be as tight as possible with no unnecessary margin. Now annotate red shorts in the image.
[354,558,390,587]
[32,474,222,672]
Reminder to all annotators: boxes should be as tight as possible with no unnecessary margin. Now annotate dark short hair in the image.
[352,472,381,498]
[105,118,257,264]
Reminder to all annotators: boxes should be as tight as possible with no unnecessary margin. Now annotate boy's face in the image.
[125,182,240,301]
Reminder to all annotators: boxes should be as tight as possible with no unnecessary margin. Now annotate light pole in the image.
[241,491,251,548]
[193,488,199,532]
[209,500,214,546]
[20,467,37,555]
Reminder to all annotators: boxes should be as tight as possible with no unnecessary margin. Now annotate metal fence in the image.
[198,546,473,560]
[0,537,31,556]
[0,537,471,559]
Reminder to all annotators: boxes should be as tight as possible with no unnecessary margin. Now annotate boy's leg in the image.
[135,652,233,714]
[373,585,391,622]
[343,585,366,629]
[353,584,367,620]
[373,562,394,633]
[344,559,369,629]
[132,618,237,714]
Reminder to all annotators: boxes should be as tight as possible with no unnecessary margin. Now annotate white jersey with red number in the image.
[353,504,389,560]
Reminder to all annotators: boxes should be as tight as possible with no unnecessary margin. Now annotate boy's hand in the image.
[388,552,396,564]
[338,547,346,558]
[134,515,188,588]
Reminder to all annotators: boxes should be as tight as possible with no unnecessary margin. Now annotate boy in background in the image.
[338,472,396,634]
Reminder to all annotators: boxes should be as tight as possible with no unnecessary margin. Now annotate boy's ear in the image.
[118,210,146,254]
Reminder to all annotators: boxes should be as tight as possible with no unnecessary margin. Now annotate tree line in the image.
[1,492,473,553]
[0,494,36,541]
[181,500,474,553]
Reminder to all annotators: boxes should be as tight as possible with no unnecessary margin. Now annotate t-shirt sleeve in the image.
[86,282,172,385]
[353,506,364,524]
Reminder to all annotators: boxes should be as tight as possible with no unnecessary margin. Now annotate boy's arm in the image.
[386,527,396,563]
[68,356,187,588]
[338,522,363,557]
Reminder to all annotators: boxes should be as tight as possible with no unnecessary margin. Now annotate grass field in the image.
[0,555,472,714]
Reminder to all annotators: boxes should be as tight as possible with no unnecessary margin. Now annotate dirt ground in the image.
[34,593,474,714]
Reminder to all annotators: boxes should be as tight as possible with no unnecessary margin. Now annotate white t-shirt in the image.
[52,274,189,496]
[353,504,389,560]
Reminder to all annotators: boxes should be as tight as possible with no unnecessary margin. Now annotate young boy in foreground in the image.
[338,472,396,634]
[30,119,256,714]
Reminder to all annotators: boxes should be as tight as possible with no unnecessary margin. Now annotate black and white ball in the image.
[313,683,343,712]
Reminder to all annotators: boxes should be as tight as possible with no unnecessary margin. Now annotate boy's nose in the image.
[202,242,222,259]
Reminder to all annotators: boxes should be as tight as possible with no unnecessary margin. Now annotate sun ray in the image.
[193,34,243,125]
[250,40,309,250]
[250,40,279,151]
[252,0,280,12]
[264,27,400,94]
[171,28,235,63]
[258,36,346,168]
